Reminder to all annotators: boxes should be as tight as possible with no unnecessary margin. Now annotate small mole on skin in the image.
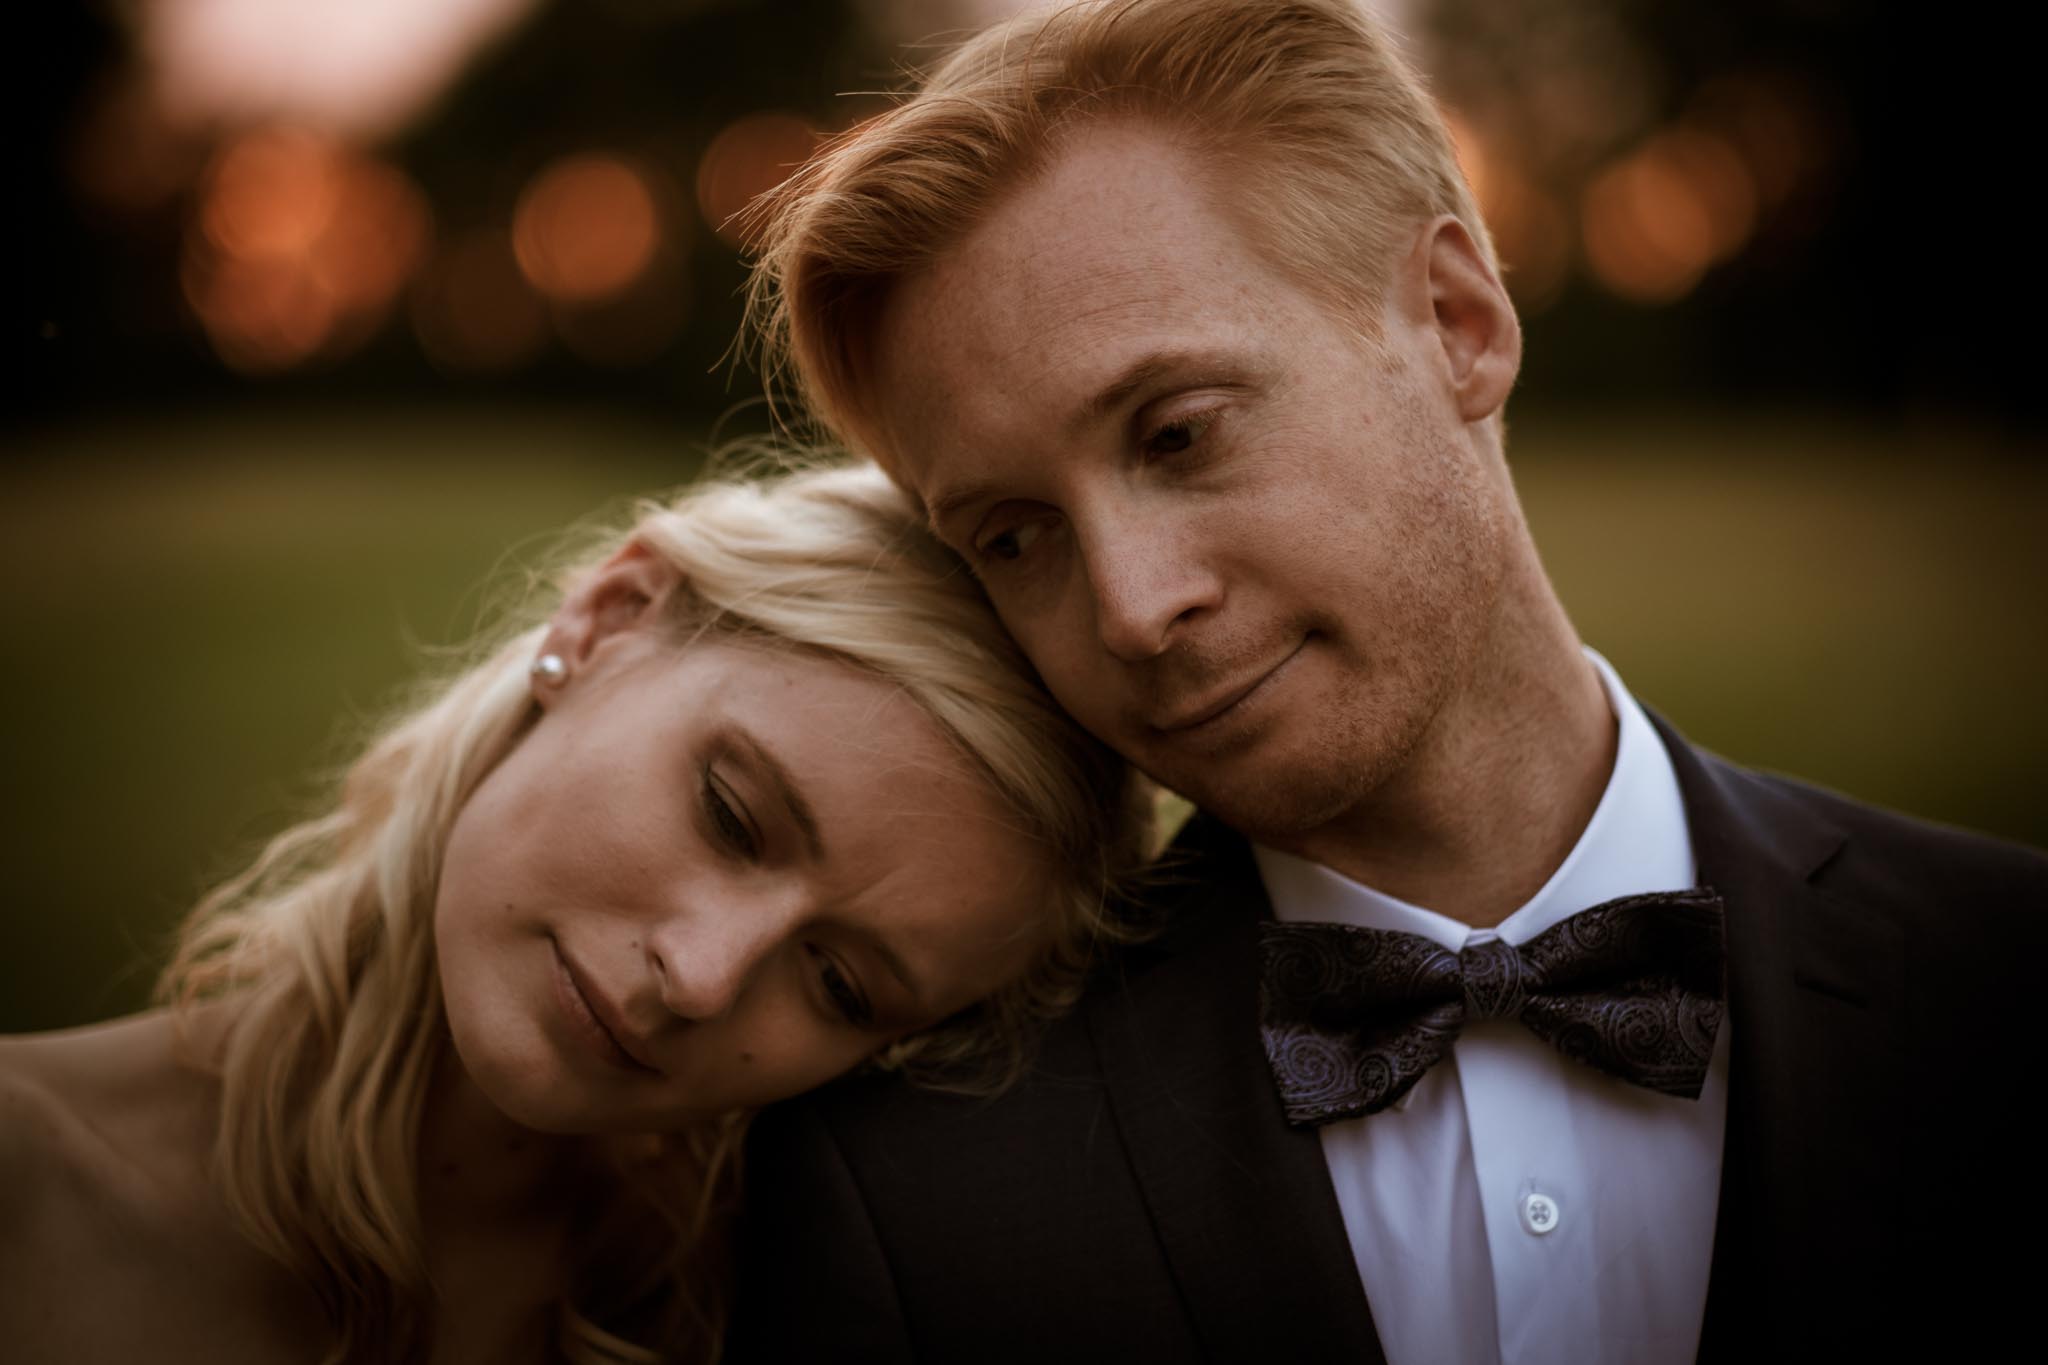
[739,1051,755,1064]
[439,1161,458,1178]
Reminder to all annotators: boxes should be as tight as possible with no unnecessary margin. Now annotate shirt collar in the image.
[1255,649,1696,950]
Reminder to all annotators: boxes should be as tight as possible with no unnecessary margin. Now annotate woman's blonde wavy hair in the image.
[744,0,1493,466]
[158,459,1150,1365]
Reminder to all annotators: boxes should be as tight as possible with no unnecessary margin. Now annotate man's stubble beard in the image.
[1190,386,1514,851]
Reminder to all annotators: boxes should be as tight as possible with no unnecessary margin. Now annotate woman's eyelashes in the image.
[809,946,875,1028]
[696,762,875,1029]
[699,767,761,861]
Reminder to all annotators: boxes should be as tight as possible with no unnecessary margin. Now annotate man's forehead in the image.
[913,124,1244,310]
[868,125,1281,473]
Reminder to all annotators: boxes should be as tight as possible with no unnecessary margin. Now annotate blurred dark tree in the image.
[15,0,886,435]
[15,0,2041,437]
[1425,0,2035,433]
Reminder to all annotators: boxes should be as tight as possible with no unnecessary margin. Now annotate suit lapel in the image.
[1653,717,1904,1359]
[1081,721,1904,1362]
[1085,815,1385,1364]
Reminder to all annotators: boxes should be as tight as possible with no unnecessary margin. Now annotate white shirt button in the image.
[1521,1190,1561,1236]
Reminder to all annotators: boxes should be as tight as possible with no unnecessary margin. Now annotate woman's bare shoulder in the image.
[0,1013,226,1326]
[1,1008,321,1360]
[0,1011,224,1222]
[0,1031,78,1204]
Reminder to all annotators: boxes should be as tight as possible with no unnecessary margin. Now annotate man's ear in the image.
[530,542,683,703]
[1397,215,1522,424]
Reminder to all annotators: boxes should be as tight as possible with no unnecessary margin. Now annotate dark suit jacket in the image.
[729,720,2047,1362]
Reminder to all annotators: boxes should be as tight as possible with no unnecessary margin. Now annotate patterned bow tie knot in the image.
[1257,888,1726,1127]
[1458,937,1529,1019]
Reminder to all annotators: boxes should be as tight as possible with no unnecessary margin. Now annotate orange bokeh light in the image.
[183,127,429,371]
[695,112,819,248]
[1647,128,1757,262]
[511,155,663,303]
[1582,161,1705,305]
[1581,126,1760,306]
[203,128,344,259]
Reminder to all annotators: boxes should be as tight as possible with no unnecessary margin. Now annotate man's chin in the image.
[1162,760,1374,849]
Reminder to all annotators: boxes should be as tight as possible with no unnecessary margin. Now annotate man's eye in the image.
[811,948,874,1028]
[701,770,760,861]
[1142,411,1215,460]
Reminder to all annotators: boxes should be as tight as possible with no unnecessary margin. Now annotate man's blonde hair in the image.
[746,0,1492,466]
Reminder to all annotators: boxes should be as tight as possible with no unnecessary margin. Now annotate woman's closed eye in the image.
[700,767,761,861]
[808,945,875,1029]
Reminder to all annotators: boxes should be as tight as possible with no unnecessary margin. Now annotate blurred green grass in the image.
[3,407,2043,1032]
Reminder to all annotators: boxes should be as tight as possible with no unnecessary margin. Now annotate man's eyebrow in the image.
[1070,350,1206,437]
[923,348,1235,531]
[724,726,825,862]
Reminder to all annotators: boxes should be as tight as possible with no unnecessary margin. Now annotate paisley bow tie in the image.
[1256,888,1725,1126]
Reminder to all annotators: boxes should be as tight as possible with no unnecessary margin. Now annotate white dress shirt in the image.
[1254,651,1728,1365]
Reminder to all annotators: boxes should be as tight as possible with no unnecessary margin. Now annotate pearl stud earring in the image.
[530,653,568,686]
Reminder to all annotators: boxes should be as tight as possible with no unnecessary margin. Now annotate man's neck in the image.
[1270,562,1615,929]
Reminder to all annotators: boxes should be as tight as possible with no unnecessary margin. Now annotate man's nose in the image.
[643,909,784,1022]
[1077,506,1222,662]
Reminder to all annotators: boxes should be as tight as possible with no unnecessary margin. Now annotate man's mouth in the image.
[1150,638,1307,734]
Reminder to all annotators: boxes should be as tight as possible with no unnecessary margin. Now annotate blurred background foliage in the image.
[8,0,2042,1032]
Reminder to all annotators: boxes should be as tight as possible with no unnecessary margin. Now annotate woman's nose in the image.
[642,912,782,1021]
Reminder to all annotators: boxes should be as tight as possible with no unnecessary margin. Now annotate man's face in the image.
[868,122,1520,842]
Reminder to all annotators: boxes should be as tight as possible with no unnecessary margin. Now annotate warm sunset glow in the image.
[695,112,820,248]
[140,0,542,139]
[412,229,548,372]
[511,155,664,303]
[183,128,428,371]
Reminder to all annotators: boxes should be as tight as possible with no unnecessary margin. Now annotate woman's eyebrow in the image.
[722,725,826,861]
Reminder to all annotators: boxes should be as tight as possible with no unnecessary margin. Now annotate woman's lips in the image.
[548,936,661,1075]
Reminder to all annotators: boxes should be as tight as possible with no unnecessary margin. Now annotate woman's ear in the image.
[530,542,683,704]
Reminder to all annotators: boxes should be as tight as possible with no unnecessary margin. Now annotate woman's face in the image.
[435,628,1052,1134]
